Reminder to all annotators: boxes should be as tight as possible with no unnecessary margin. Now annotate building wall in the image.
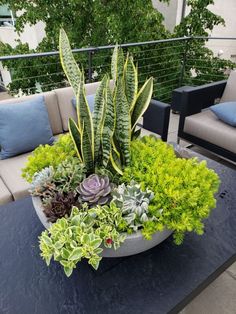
[152,0,184,32]
[0,13,45,87]
[207,0,236,62]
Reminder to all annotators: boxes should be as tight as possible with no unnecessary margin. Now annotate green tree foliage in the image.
[0,0,234,97]
[174,0,235,86]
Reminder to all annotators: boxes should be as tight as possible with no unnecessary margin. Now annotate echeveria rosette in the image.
[77,174,112,206]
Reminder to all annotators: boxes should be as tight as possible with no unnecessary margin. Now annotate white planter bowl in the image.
[32,196,172,257]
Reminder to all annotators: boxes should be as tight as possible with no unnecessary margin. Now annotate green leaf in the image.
[68,118,82,162]
[111,45,124,83]
[68,247,83,261]
[110,148,123,175]
[91,238,102,249]
[76,75,94,151]
[89,256,102,270]
[64,267,73,277]
[101,83,115,167]
[114,78,131,166]
[93,75,108,162]
[59,29,81,94]
[81,122,94,173]
[131,77,153,132]
[124,55,138,111]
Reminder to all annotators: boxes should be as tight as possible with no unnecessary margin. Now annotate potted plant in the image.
[22,30,220,277]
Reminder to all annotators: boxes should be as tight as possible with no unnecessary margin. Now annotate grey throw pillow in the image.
[0,95,54,159]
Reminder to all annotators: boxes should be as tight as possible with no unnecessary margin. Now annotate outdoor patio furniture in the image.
[176,70,236,163]
[0,82,170,205]
[0,151,235,314]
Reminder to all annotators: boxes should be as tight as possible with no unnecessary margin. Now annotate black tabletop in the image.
[0,158,236,314]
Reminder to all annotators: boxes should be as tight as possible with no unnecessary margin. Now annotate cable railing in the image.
[0,36,235,102]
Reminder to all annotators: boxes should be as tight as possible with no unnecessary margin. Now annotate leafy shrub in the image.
[22,134,76,182]
[122,136,220,244]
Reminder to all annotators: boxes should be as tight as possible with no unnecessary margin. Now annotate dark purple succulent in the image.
[77,174,112,206]
[43,191,77,223]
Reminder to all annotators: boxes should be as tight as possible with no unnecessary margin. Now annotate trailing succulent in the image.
[39,204,127,277]
[59,29,153,176]
[112,181,155,232]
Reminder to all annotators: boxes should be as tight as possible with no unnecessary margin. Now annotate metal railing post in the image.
[88,50,93,82]
[179,37,190,87]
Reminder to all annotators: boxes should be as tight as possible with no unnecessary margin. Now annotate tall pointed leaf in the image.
[76,75,94,160]
[124,55,138,110]
[114,78,131,166]
[81,122,94,174]
[110,149,123,175]
[59,29,81,94]
[68,118,82,162]
[131,77,153,131]
[101,84,115,167]
[93,75,108,161]
[111,45,124,83]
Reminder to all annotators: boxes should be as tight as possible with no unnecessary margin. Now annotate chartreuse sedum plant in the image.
[39,204,127,277]
[122,136,220,244]
[59,29,153,176]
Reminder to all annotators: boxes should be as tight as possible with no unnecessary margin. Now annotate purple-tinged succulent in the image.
[77,174,112,206]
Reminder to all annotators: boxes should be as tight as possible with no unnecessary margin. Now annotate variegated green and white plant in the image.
[59,29,153,176]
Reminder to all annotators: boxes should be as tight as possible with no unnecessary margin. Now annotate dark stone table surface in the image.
[0,157,236,314]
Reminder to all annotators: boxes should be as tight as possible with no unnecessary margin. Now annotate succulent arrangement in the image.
[22,29,220,277]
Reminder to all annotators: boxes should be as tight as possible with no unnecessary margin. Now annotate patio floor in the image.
[167,112,236,314]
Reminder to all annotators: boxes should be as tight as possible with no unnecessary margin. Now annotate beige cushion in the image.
[55,81,110,131]
[220,70,236,103]
[0,177,13,205]
[0,91,63,135]
[0,153,30,201]
[184,110,236,154]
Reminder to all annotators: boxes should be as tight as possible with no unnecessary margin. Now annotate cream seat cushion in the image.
[0,177,13,205]
[0,91,63,135]
[184,110,236,154]
[0,153,30,201]
[55,82,101,131]
[220,70,236,103]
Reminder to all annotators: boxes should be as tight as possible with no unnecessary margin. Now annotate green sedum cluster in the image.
[22,134,76,183]
[39,204,127,277]
[122,136,220,244]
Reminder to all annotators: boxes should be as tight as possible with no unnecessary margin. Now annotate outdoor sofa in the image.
[177,70,236,163]
[0,81,170,205]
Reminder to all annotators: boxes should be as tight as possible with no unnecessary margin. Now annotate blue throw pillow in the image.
[71,94,95,113]
[210,102,236,127]
[0,95,54,159]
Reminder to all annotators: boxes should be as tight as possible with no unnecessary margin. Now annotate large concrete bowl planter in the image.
[32,196,172,257]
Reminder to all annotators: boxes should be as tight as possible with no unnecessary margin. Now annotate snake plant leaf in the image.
[114,78,131,166]
[131,77,153,132]
[124,55,138,111]
[111,45,124,83]
[68,118,82,162]
[59,29,81,94]
[81,122,94,174]
[93,75,108,162]
[110,149,123,175]
[101,83,115,167]
[76,74,94,160]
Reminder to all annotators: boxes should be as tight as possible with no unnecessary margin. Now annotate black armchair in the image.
[142,99,170,142]
[176,80,236,162]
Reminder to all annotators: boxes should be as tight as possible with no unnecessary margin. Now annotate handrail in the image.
[0,37,191,61]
